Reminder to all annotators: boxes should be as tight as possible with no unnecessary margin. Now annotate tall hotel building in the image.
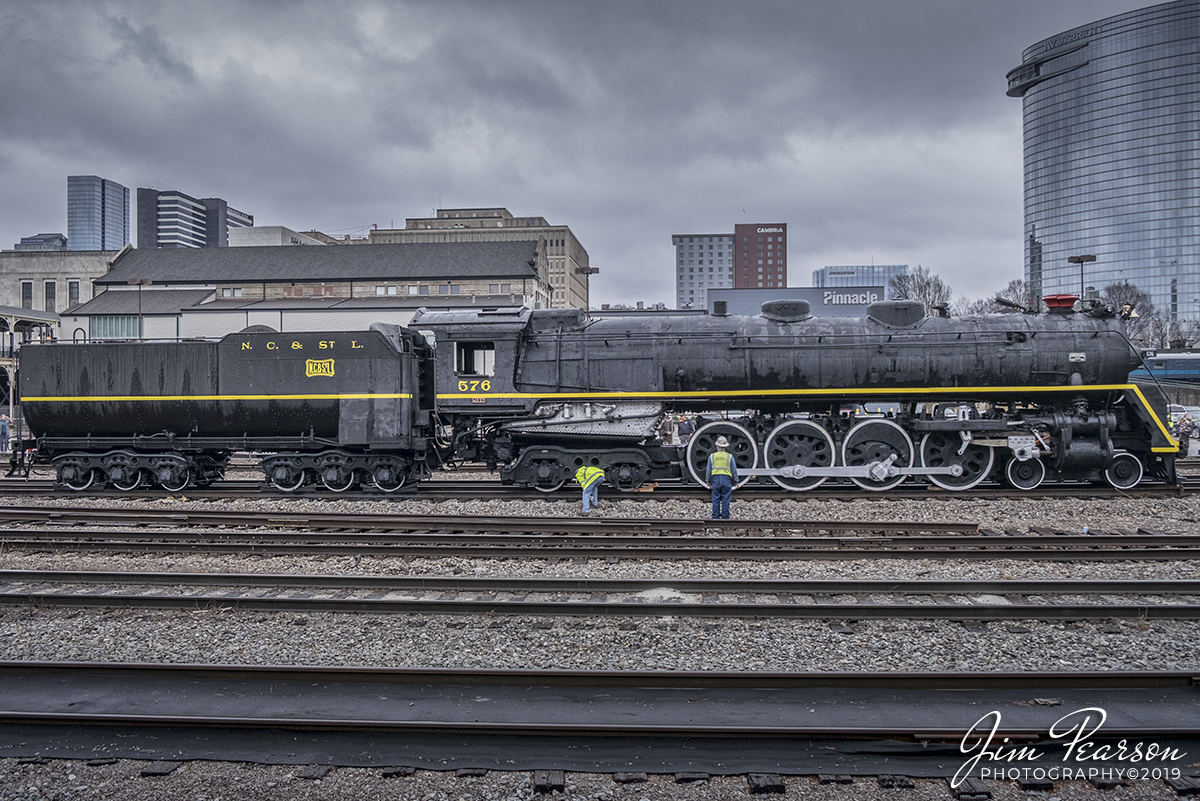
[66,175,129,251]
[137,189,253,248]
[1008,0,1200,319]
[673,223,786,309]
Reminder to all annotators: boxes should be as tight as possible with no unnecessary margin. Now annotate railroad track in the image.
[3,570,1199,620]
[2,507,1198,561]
[1,475,1195,500]
[0,505,979,534]
[4,526,1200,561]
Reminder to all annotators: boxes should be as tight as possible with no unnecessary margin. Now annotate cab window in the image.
[456,342,495,376]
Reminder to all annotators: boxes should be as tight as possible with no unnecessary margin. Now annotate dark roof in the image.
[97,240,542,286]
[65,288,214,316]
[184,295,536,313]
[0,305,60,324]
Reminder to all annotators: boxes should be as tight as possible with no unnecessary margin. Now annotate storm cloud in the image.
[0,0,1142,305]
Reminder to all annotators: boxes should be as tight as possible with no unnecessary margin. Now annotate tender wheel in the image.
[764,420,835,491]
[269,468,308,493]
[1104,451,1144,490]
[1005,458,1046,490]
[158,469,190,492]
[370,467,407,493]
[686,421,757,488]
[841,419,913,491]
[320,469,358,493]
[109,469,144,492]
[920,433,994,491]
[533,479,567,493]
[60,468,96,492]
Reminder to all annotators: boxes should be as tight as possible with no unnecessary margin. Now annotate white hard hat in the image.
[715,436,730,447]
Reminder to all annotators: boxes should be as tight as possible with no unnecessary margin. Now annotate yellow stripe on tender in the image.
[21,393,412,402]
[438,383,1179,453]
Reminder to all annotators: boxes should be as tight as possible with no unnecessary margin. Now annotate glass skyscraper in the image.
[1007,0,1200,320]
[67,175,130,251]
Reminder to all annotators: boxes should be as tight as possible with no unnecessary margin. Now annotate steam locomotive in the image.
[16,297,1177,494]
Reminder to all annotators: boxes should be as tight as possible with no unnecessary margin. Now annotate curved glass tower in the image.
[1007,0,1200,320]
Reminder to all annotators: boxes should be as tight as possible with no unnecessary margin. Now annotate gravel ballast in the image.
[2,491,1198,798]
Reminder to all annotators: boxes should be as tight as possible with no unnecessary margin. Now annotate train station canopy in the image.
[0,305,59,332]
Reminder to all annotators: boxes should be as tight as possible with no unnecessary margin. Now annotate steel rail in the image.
[0,662,1195,739]
[4,530,1200,561]
[6,570,1199,594]
[7,661,1196,689]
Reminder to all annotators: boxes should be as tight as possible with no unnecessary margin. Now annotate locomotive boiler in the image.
[19,324,434,492]
[414,299,1176,492]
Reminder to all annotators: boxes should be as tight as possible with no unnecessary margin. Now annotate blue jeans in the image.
[582,482,599,513]
[710,475,732,519]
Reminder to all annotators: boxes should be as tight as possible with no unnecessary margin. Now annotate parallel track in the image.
[0,506,978,534]
[3,570,1199,619]
[1,476,1195,500]
[4,526,1200,561]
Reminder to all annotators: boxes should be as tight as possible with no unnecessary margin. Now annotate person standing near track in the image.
[574,464,605,514]
[658,414,674,445]
[677,416,695,445]
[705,436,739,520]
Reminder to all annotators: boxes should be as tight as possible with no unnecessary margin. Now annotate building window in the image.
[43,282,56,313]
[20,282,32,310]
[90,316,139,339]
[68,281,80,308]
[221,287,243,298]
[420,285,430,295]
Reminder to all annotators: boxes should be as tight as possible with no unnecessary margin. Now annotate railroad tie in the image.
[747,773,785,794]
[533,770,565,793]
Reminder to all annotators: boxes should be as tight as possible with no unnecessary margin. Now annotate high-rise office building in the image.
[1007,0,1200,319]
[137,188,253,248]
[674,223,787,309]
[67,175,129,251]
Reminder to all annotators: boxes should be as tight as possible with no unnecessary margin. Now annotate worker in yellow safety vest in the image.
[705,436,739,519]
[575,464,606,514]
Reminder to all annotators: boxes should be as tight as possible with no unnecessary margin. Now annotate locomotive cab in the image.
[411,306,535,417]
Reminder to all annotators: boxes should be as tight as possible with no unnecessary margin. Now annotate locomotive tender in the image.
[18,298,1177,493]
[19,325,434,492]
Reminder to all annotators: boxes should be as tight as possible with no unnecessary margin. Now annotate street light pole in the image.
[1068,254,1097,300]
[127,278,153,339]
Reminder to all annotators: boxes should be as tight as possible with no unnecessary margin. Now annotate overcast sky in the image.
[0,0,1146,307]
